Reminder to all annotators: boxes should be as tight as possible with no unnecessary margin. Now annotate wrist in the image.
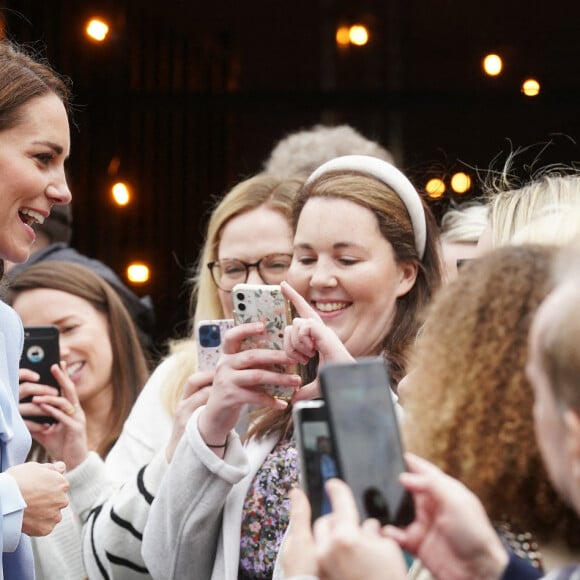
[198,410,233,455]
[474,542,509,580]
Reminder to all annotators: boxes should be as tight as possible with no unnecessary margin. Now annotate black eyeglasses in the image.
[207,253,293,291]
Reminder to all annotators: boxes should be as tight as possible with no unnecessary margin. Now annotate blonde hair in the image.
[486,170,580,247]
[440,202,488,244]
[161,175,303,414]
[510,206,580,246]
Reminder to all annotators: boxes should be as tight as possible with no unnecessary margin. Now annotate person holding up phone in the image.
[283,245,580,579]
[0,40,73,578]
[142,155,443,579]
[6,260,149,579]
[63,174,303,579]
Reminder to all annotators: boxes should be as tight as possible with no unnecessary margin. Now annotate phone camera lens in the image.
[236,292,245,301]
[237,303,246,311]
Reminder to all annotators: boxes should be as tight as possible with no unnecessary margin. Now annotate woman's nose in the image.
[46,172,72,205]
[246,266,266,285]
[309,260,338,288]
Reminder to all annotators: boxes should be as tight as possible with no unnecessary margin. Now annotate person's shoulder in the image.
[0,300,21,330]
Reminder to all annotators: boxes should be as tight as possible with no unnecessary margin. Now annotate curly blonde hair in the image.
[403,245,580,547]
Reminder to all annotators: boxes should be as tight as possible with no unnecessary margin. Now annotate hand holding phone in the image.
[232,283,298,400]
[293,400,338,521]
[320,358,415,527]
[20,325,61,424]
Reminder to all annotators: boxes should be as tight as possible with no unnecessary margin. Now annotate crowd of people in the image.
[2,36,580,580]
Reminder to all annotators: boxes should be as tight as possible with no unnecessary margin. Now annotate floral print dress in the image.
[238,438,298,579]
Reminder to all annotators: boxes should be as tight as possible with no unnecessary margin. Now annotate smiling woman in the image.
[6,260,149,579]
[141,155,443,579]
[0,39,75,579]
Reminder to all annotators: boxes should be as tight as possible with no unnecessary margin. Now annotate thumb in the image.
[49,461,67,474]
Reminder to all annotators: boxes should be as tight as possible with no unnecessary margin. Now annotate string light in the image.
[522,78,540,97]
[425,178,446,199]
[483,54,503,76]
[111,182,131,206]
[127,263,150,284]
[86,18,109,42]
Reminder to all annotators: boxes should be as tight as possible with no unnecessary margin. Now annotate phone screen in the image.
[320,358,414,527]
[293,401,338,521]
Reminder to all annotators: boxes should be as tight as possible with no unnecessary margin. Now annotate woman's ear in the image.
[564,408,580,485]
[395,261,419,298]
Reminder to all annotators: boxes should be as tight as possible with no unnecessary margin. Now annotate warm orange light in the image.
[336,26,350,47]
[86,18,109,42]
[349,25,369,46]
[483,54,502,76]
[521,78,540,97]
[451,172,472,194]
[112,182,131,206]
[425,178,446,199]
[127,263,150,284]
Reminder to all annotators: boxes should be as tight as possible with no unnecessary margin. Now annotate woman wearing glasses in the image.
[142,155,443,579]
[79,173,302,578]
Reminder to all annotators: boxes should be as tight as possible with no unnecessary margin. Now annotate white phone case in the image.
[195,319,234,371]
[232,283,297,400]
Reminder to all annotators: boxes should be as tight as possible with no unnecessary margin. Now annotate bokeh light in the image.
[86,18,109,42]
[349,25,369,46]
[112,182,131,206]
[451,172,472,194]
[521,78,540,97]
[336,25,350,47]
[482,54,503,76]
[425,178,446,199]
[127,263,150,284]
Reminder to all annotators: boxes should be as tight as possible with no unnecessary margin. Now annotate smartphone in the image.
[20,325,61,424]
[320,358,415,527]
[195,319,234,371]
[232,283,297,400]
[293,400,338,521]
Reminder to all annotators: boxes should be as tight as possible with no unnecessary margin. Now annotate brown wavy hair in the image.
[7,261,148,459]
[291,171,442,386]
[248,168,442,441]
[402,245,580,547]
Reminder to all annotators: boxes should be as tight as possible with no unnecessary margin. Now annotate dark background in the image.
[3,0,580,354]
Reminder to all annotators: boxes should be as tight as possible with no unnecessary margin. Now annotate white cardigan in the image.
[142,406,280,579]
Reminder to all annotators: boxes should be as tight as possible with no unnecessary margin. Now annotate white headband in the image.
[305,155,427,259]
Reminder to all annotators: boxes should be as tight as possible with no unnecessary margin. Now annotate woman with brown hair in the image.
[7,260,149,579]
[142,155,443,579]
[0,39,72,578]
[280,245,580,580]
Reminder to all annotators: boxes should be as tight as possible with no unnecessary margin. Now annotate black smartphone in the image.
[320,358,415,527]
[293,400,338,521]
[20,325,61,424]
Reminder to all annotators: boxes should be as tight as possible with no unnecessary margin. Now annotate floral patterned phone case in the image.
[232,283,297,400]
[195,319,234,371]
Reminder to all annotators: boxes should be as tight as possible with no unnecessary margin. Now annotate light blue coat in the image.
[0,301,34,579]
